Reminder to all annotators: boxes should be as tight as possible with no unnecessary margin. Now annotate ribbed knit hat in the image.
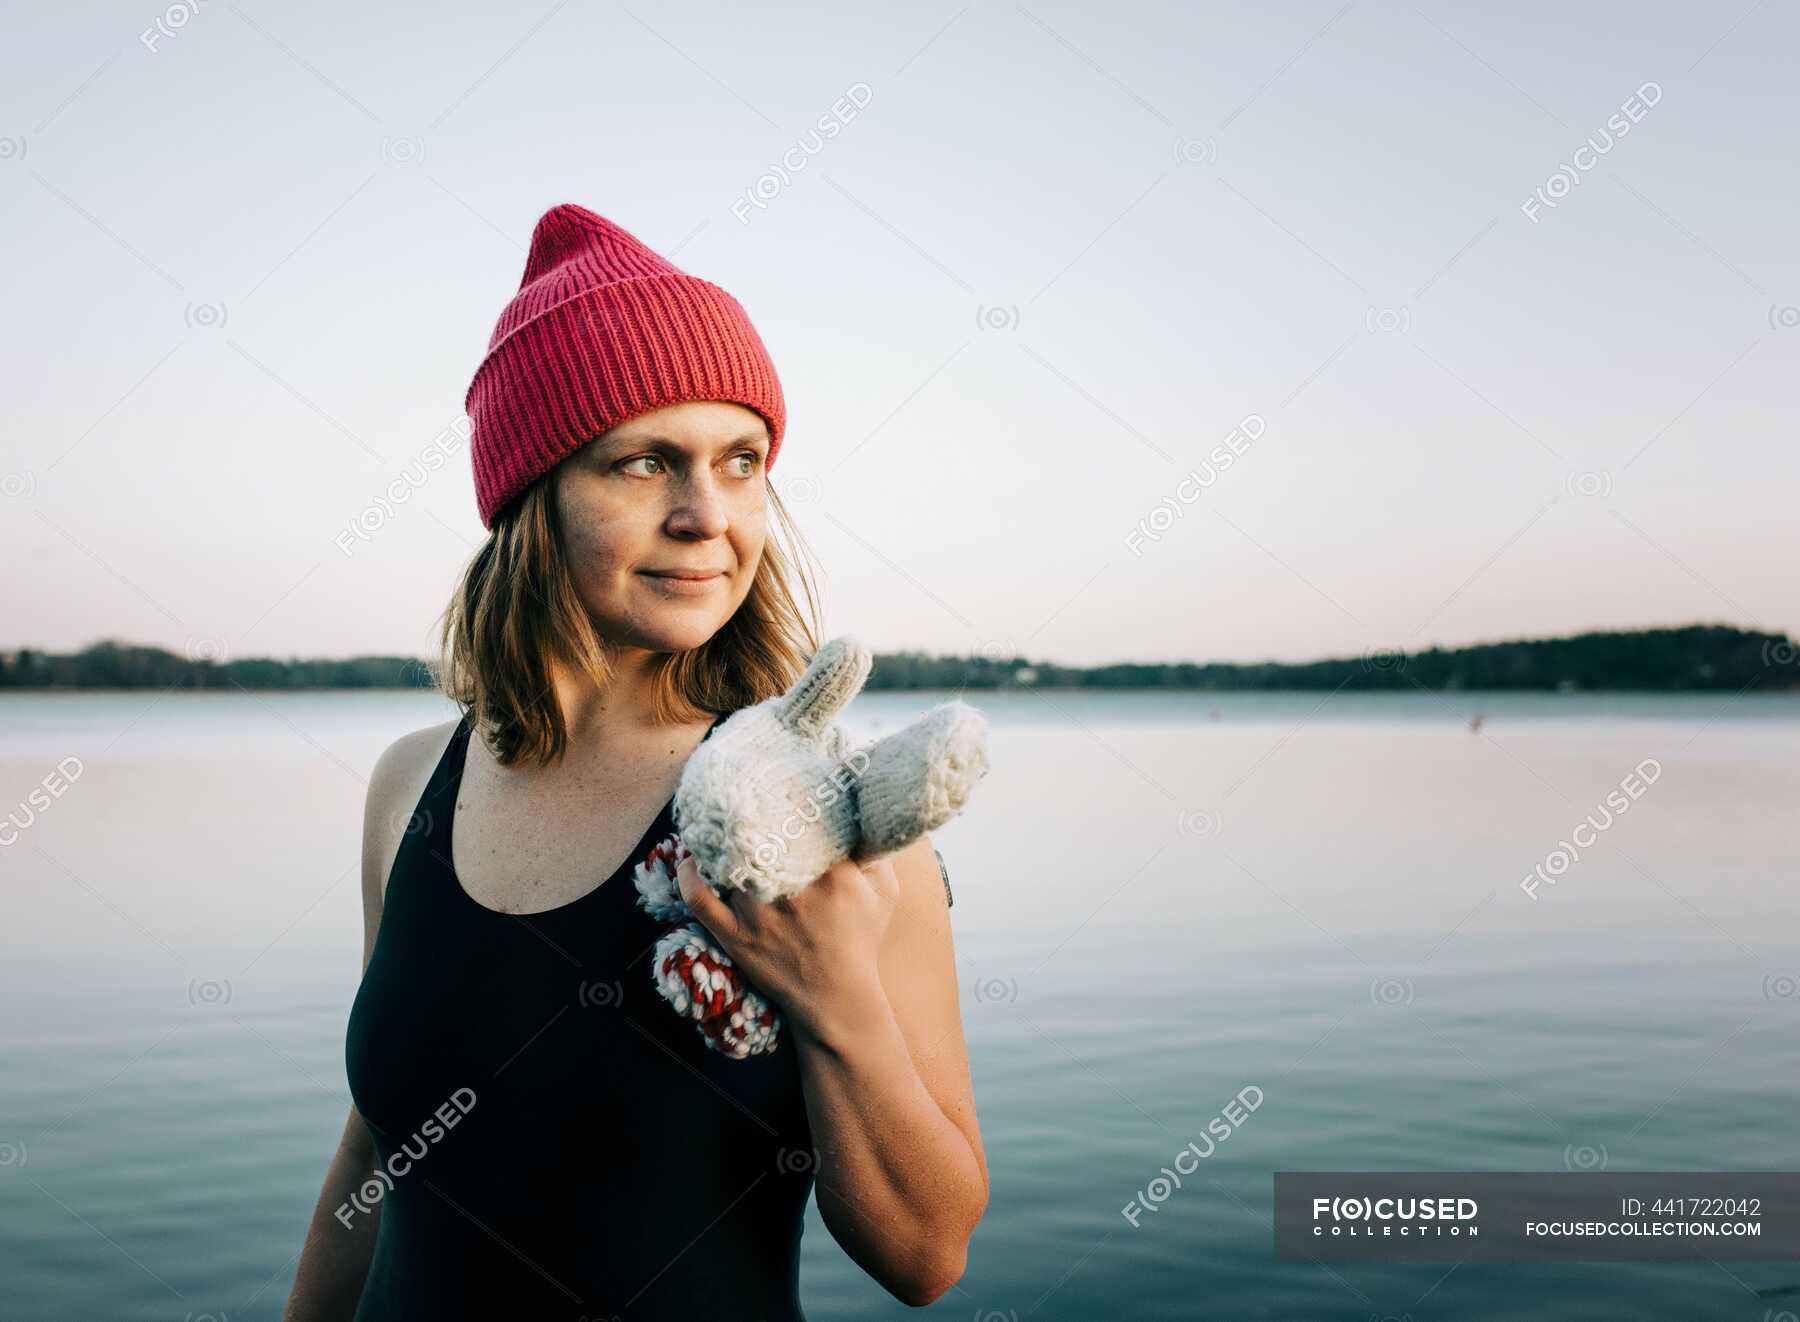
[464,203,786,528]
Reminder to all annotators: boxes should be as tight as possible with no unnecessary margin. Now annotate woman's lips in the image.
[640,569,724,595]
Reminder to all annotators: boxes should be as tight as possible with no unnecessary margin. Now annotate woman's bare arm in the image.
[788,838,988,1306]
[280,1108,382,1322]
[676,832,989,1305]
[281,731,436,1320]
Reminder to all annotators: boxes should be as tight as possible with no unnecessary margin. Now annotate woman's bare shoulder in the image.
[371,717,464,791]
[363,717,464,910]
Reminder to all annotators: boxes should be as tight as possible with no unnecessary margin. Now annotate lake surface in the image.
[3,688,1797,1319]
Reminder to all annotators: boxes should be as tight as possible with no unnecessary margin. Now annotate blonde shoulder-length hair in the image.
[430,472,823,768]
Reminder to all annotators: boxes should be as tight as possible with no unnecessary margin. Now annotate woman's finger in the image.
[676,855,740,944]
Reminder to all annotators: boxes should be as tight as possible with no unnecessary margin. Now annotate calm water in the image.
[3,688,1798,1320]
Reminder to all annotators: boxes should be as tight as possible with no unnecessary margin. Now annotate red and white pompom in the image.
[635,833,784,1058]
[632,833,694,924]
[650,923,782,1058]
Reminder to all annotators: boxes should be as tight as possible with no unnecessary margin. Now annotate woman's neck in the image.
[548,647,666,744]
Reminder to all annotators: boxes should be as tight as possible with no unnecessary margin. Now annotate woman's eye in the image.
[617,453,759,477]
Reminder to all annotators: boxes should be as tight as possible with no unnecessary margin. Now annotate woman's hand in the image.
[676,852,901,1042]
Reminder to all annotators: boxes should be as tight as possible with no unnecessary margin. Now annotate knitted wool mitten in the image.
[630,635,989,1058]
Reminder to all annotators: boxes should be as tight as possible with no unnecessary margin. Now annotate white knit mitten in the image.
[631,635,990,1058]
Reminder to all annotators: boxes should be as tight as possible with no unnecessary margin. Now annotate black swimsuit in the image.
[346,714,815,1320]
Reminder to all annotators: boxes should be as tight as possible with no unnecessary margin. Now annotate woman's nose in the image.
[667,477,731,537]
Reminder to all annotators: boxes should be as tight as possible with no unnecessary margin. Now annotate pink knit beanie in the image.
[464,203,786,528]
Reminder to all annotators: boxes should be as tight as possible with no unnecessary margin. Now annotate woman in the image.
[282,204,988,1320]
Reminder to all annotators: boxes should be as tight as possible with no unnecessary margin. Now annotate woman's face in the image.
[553,399,771,655]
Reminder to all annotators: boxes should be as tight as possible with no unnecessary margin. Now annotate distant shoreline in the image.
[4,623,1796,693]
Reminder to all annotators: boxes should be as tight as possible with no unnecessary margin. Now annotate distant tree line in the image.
[0,642,436,691]
[2,624,1794,693]
[865,624,1796,693]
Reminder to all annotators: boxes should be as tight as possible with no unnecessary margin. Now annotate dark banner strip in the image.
[1274,1172,1800,1261]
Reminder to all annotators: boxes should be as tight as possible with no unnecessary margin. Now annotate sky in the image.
[2,1,1795,668]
